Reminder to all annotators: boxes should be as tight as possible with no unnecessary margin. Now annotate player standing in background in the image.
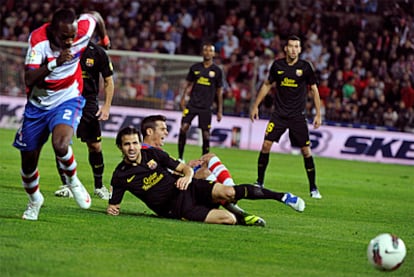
[13,8,110,220]
[250,35,323,199]
[178,43,223,160]
[55,40,114,200]
[140,114,265,226]
[107,126,306,225]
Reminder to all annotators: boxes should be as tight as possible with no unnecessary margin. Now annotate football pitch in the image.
[0,128,412,276]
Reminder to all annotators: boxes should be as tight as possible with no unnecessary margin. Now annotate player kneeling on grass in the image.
[106,126,305,226]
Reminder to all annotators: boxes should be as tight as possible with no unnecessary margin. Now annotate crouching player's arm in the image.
[174,162,194,190]
[107,204,120,216]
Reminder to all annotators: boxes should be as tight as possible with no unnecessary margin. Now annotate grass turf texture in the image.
[0,128,412,277]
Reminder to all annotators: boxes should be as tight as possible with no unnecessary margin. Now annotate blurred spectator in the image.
[1,0,414,132]
[5,76,22,96]
[184,18,203,55]
[155,82,175,110]
[119,78,138,100]
[400,80,414,109]
[342,76,357,103]
[383,105,399,127]
[138,60,156,97]
[318,78,331,106]
[223,89,236,114]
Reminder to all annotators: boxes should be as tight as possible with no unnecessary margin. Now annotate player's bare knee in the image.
[88,142,102,152]
[194,167,210,179]
[301,146,311,157]
[180,124,190,133]
[201,152,216,162]
[212,183,235,202]
[205,209,236,225]
[52,141,70,156]
[261,140,273,152]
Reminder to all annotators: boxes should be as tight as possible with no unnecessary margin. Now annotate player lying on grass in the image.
[106,126,305,226]
[140,115,266,226]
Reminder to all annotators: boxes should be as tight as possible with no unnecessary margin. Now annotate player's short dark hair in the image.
[287,35,301,45]
[141,115,167,137]
[116,126,142,147]
[51,8,76,30]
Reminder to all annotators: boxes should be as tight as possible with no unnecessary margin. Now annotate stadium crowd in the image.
[1,0,414,132]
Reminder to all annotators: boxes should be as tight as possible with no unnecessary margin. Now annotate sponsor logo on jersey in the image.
[143,172,164,191]
[277,70,284,74]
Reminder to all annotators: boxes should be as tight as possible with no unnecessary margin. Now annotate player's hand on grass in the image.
[107,204,120,216]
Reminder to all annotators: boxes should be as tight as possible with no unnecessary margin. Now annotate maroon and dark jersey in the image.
[268,59,317,117]
[80,41,113,121]
[109,147,181,217]
[186,62,223,109]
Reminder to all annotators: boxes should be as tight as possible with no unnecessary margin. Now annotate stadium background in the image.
[0,0,413,165]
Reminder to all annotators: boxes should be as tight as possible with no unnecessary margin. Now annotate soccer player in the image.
[107,126,306,226]
[54,40,114,200]
[178,43,223,160]
[250,35,323,199]
[140,114,265,226]
[13,8,110,220]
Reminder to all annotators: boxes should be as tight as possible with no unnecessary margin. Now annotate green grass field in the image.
[0,128,412,277]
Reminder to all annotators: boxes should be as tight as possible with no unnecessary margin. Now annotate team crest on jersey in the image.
[296,69,303,76]
[85,58,94,67]
[209,71,216,77]
[147,159,158,170]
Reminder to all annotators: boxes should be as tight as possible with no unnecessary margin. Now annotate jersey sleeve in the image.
[215,66,223,88]
[97,46,114,78]
[305,61,318,86]
[77,14,97,39]
[267,61,278,84]
[186,64,196,82]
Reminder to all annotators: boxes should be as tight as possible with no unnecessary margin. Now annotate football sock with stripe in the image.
[208,156,235,186]
[21,168,42,202]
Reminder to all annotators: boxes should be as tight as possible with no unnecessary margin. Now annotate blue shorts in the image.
[13,97,85,151]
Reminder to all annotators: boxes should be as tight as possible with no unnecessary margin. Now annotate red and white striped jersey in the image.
[25,14,97,110]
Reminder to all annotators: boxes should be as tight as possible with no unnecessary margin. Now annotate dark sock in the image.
[234,184,285,202]
[55,157,67,185]
[223,203,248,224]
[89,151,104,189]
[202,138,210,155]
[257,152,269,184]
[178,131,186,159]
[304,156,317,191]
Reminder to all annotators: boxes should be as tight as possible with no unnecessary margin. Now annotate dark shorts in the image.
[172,179,219,222]
[264,113,310,147]
[181,106,212,131]
[76,116,102,143]
[76,100,101,143]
